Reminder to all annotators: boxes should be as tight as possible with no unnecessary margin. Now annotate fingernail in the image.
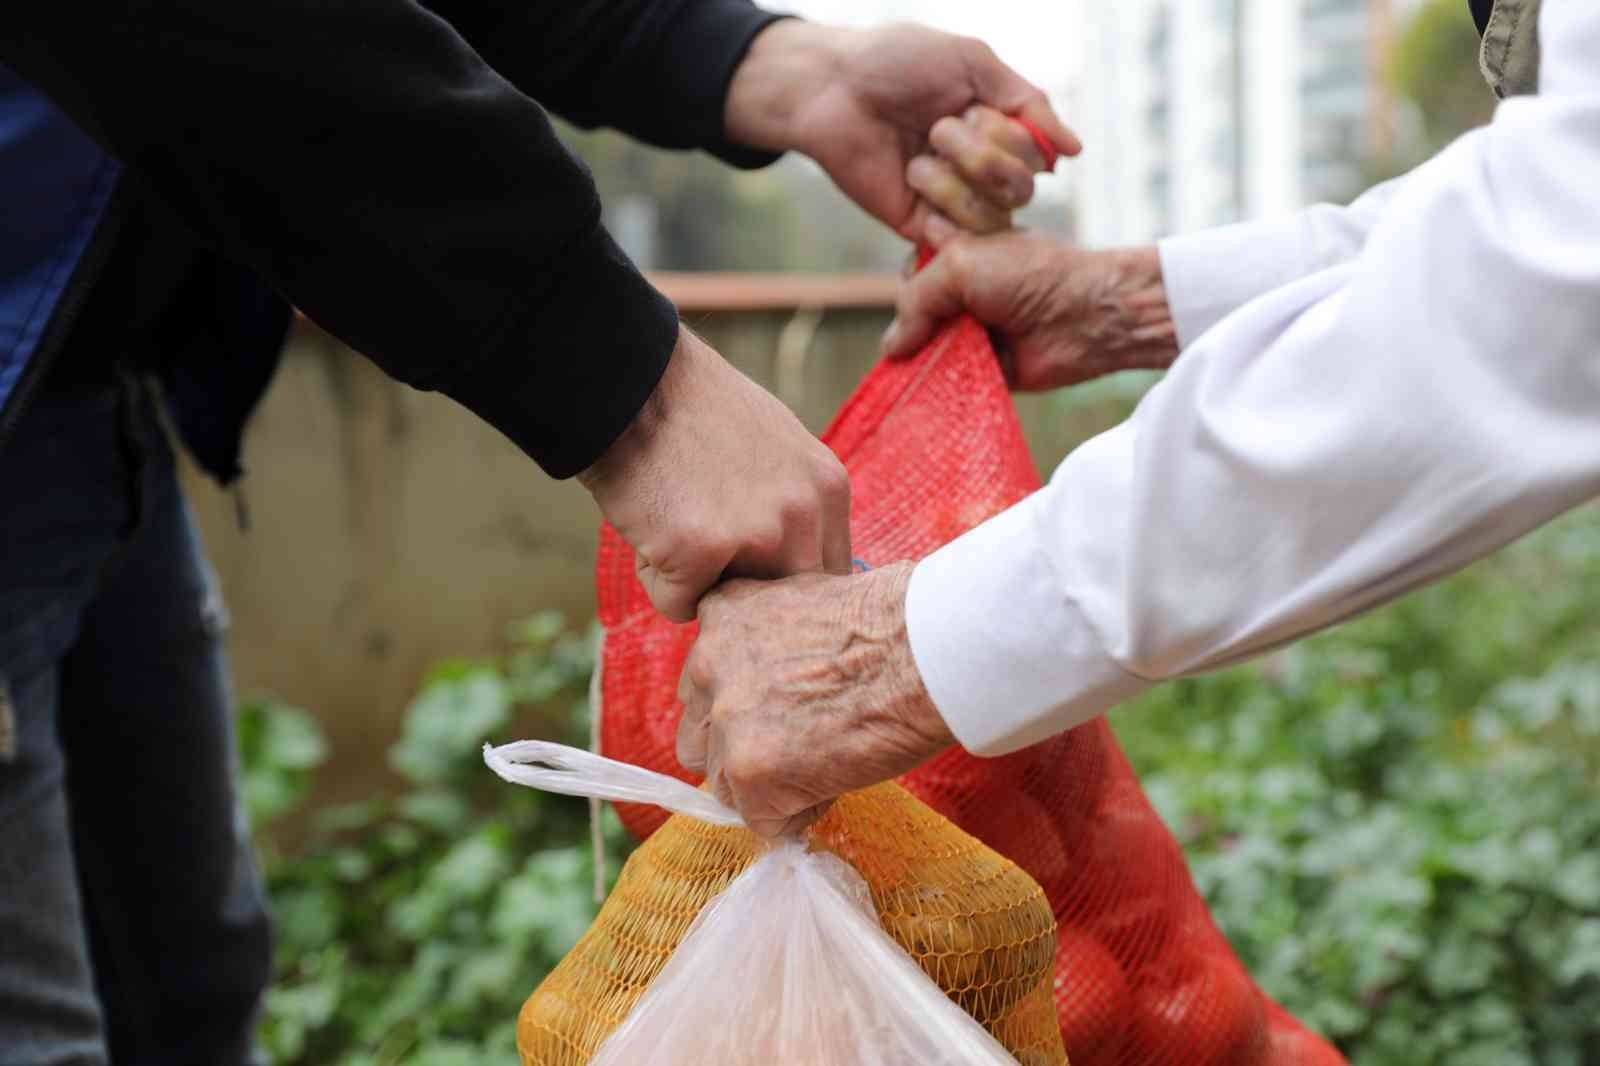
[925,214,956,246]
[881,320,902,354]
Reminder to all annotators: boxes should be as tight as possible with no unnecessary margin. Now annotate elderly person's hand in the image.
[723,22,1079,246]
[902,103,1059,243]
[881,231,1182,390]
[675,562,955,838]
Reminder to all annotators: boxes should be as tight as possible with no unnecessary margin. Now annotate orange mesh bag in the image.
[484,741,1067,1066]
[594,316,1346,1065]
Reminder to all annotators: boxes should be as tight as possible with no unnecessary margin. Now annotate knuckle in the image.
[944,237,978,279]
[683,648,715,691]
[929,115,964,152]
[904,155,937,194]
[778,492,816,532]
[960,35,996,64]
[973,105,1010,137]
[978,147,1012,184]
[744,521,786,564]
[812,450,849,494]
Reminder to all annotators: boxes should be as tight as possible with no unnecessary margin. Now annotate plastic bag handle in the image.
[483,740,744,827]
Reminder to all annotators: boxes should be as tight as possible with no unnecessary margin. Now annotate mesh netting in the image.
[518,781,1069,1065]
[595,315,1347,1065]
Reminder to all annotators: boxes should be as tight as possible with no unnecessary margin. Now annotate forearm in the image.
[1068,246,1180,376]
[6,0,676,477]
[1158,174,1409,348]
[427,0,788,167]
[908,0,1600,753]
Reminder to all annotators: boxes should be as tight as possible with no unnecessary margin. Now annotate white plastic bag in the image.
[484,740,1023,1066]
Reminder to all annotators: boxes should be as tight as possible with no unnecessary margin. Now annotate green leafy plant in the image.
[245,511,1600,1066]
[1120,506,1600,1065]
[241,614,631,1066]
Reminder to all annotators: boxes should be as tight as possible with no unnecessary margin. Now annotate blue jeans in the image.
[0,355,270,1064]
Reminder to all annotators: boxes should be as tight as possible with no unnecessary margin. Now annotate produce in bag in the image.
[593,314,1346,1064]
[484,741,1068,1066]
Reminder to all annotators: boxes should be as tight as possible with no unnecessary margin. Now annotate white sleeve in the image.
[1158,177,1407,349]
[905,0,1600,756]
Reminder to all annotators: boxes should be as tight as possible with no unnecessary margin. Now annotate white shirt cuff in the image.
[904,495,1149,756]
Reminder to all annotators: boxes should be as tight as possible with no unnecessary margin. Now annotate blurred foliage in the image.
[241,614,632,1066]
[562,124,905,273]
[244,511,1600,1065]
[1391,0,1498,155]
[1357,0,1502,190]
[1120,505,1600,1065]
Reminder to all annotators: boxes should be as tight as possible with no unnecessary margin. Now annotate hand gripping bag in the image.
[593,314,1346,1065]
[484,741,1069,1066]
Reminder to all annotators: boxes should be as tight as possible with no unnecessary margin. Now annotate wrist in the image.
[1091,246,1180,372]
[724,20,848,154]
[577,327,691,495]
[859,562,956,756]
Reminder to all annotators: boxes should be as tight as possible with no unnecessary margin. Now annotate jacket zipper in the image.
[0,178,130,460]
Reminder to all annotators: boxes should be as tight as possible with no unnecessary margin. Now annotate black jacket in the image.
[3,0,782,478]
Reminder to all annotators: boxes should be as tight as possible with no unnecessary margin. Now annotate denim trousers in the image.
[0,351,271,1065]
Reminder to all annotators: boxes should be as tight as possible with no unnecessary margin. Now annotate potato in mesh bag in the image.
[484,742,1066,1066]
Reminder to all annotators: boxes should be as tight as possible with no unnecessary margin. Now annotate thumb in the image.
[637,555,711,624]
[882,245,971,360]
[961,42,1082,160]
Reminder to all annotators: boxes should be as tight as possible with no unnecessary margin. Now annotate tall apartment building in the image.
[1075,0,1395,247]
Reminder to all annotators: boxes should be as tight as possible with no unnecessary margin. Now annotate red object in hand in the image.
[1011,113,1061,171]
[594,312,1344,1063]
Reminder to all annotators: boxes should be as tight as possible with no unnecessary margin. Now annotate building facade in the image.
[1076,0,1394,247]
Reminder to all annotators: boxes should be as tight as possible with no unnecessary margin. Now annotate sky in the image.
[772,0,1431,98]
[772,0,1085,99]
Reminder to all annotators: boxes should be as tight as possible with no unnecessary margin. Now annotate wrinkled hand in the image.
[676,562,955,838]
[579,327,851,622]
[882,232,1181,390]
[724,21,1079,245]
[905,103,1055,244]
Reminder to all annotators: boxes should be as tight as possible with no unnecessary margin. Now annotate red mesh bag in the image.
[594,315,1345,1066]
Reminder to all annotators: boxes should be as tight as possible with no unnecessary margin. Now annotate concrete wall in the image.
[183,303,1133,795]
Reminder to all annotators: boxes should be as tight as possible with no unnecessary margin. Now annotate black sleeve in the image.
[426,0,787,169]
[3,1,679,478]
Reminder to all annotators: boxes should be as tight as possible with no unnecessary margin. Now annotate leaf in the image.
[509,611,567,647]
[390,668,511,785]
[274,885,343,952]
[1556,919,1600,986]
[400,790,472,833]
[1424,933,1502,995]
[1553,853,1600,910]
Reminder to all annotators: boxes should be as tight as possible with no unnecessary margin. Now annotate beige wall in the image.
[184,307,1131,796]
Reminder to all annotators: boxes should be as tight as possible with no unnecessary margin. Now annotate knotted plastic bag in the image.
[484,741,1068,1066]
[592,315,1347,1064]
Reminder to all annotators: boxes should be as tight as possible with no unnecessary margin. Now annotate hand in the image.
[578,327,851,622]
[724,21,1079,245]
[905,103,1056,245]
[882,233,1181,390]
[676,562,955,838]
